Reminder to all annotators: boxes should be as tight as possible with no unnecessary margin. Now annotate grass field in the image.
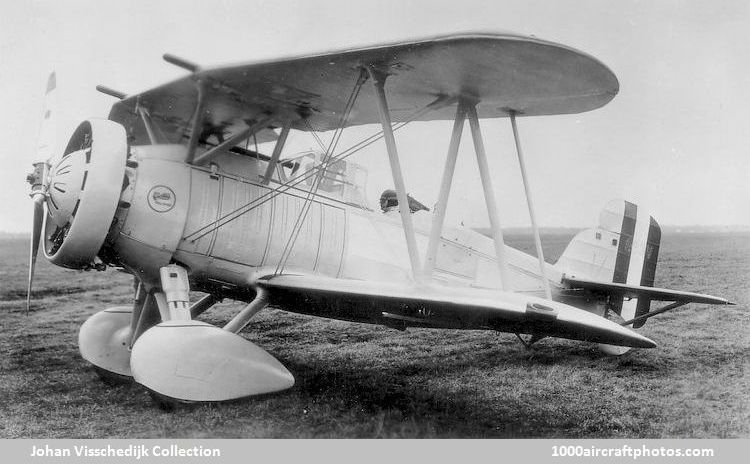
[0,233,748,438]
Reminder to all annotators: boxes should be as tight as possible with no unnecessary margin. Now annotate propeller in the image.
[26,188,46,313]
[26,71,57,312]
[25,71,128,311]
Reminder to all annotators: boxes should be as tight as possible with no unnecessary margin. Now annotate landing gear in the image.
[78,306,133,378]
[78,277,161,380]
[79,267,192,384]
[129,265,294,404]
[81,264,295,405]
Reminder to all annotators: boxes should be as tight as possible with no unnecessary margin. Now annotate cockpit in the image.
[378,189,430,214]
[120,113,371,209]
[273,150,369,209]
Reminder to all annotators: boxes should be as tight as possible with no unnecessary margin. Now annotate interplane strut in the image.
[423,101,467,276]
[509,112,552,299]
[367,66,423,281]
[466,103,510,290]
[424,102,552,295]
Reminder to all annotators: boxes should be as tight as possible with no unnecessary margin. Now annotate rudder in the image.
[556,200,661,327]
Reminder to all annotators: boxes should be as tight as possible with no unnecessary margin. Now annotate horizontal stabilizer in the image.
[562,277,732,305]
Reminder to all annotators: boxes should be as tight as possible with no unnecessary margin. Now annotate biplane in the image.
[26,32,731,403]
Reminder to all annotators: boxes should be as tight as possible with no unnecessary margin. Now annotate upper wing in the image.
[108,31,618,145]
[562,277,732,305]
[255,274,655,348]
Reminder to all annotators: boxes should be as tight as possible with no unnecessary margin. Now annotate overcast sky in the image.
[1,0,748,233]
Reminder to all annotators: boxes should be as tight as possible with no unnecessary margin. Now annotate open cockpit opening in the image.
[378,189,429,214]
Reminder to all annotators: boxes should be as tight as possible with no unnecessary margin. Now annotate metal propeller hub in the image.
[26,162,47,192]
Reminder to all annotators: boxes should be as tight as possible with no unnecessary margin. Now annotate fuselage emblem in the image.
[147,185,176,212]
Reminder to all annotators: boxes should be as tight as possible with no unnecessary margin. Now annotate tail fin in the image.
[556,200,661,327]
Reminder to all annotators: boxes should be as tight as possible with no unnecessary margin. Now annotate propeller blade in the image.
[26,72,56,312]
[36,72,57,161]
[26,194,45,313]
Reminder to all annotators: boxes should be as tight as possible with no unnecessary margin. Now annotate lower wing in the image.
[255,274,656,348]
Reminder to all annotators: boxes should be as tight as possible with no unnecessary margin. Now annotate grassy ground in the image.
[0,233,747,438]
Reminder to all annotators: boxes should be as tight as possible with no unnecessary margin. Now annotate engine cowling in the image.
[43,119,128,268]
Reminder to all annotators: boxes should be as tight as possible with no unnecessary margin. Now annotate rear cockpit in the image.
[378,189,429,214]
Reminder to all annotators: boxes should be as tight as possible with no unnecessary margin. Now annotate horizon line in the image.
[2,224,750,236]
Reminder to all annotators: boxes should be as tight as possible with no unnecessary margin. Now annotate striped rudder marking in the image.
[555,199,662,329]
[617,202,659,321]
[633,217,661,328]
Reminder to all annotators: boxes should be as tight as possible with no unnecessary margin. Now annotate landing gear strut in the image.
[79,265,213,384]
[129,266,294,403]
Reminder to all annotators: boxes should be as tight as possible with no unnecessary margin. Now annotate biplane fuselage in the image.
[109,143,555,319]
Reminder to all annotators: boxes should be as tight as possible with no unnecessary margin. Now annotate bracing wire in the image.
[183,94,454,243]
[274,73,366,274]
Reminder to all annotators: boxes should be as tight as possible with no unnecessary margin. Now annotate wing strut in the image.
[262,121,292,185]
[367,66,423,281]
[136,104,163,145]
[424,100,467,276]
[182,96,454,243]
[509,112,552,299]
[193,115,273,165]
[185,80,207,164]
[466,104,510,290]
